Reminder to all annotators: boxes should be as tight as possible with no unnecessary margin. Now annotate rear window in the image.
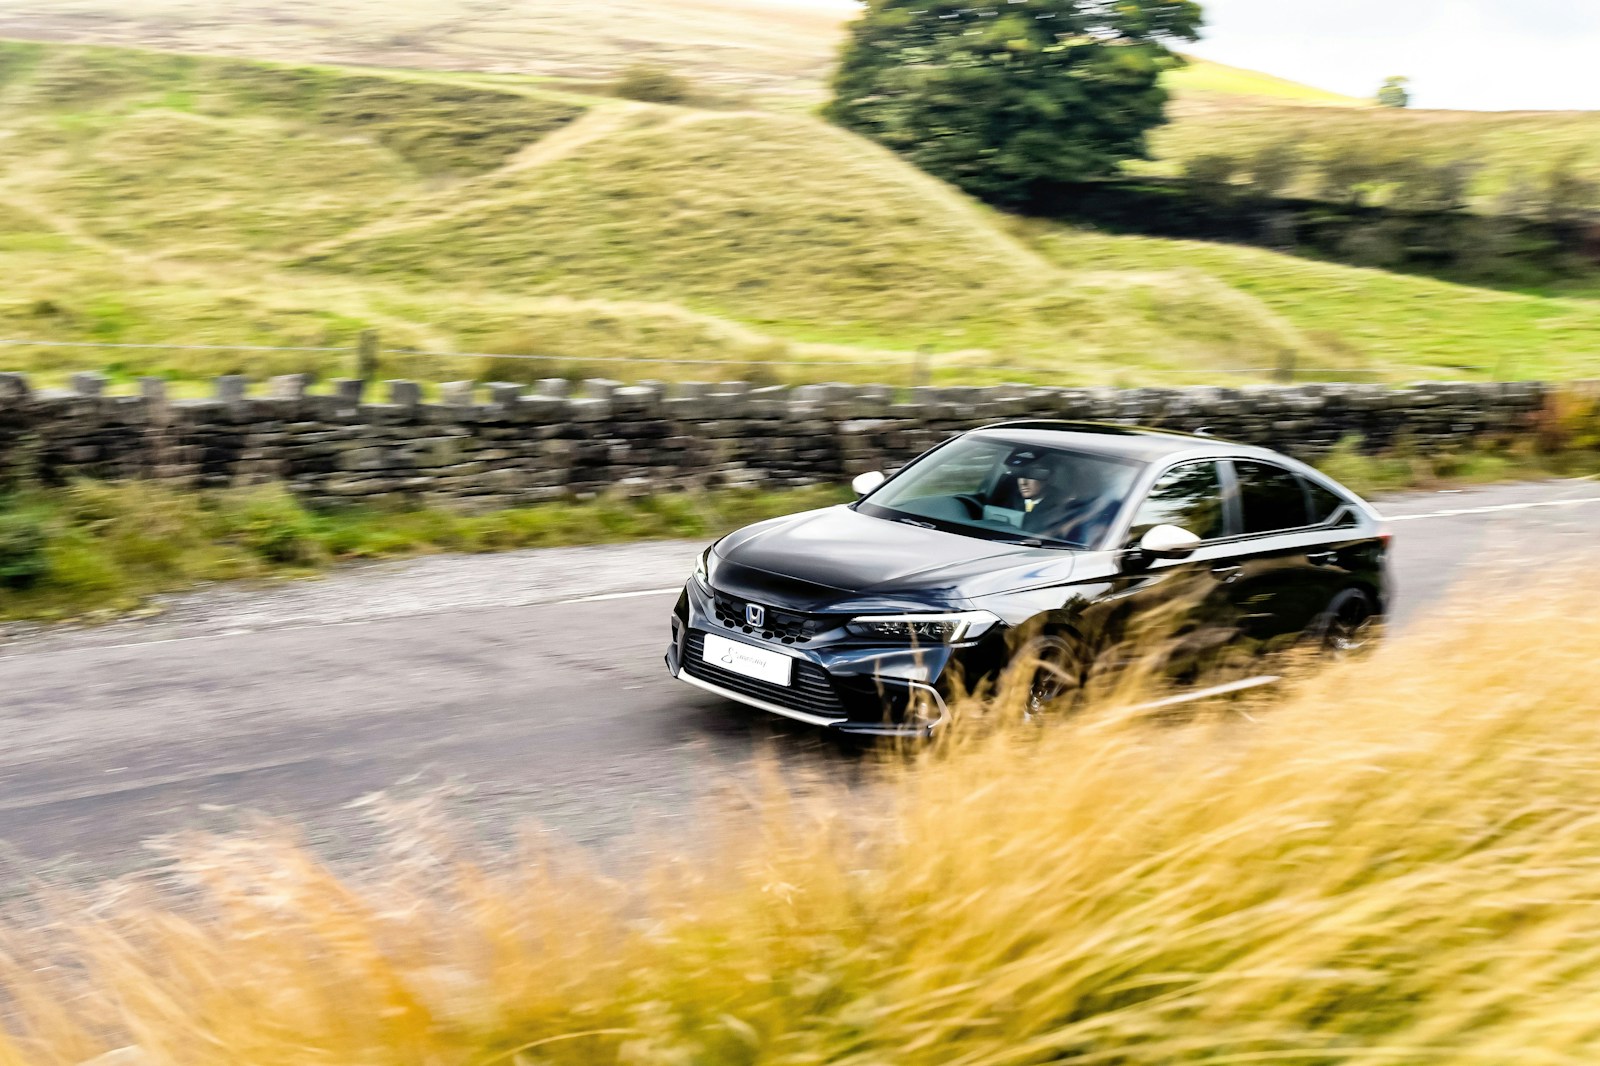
[1305,479,1352,525]
[1235,461,1311,535]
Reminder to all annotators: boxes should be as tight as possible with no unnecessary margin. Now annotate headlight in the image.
[845,611,1000,644]
[693,548,712,587]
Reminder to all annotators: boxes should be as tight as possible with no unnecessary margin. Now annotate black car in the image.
[667,422,1390,736]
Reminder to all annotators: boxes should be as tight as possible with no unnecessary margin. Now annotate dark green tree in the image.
[1377,76,1411,108]
[826,0,1202,206]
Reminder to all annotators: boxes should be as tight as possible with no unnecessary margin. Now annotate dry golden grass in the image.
[3,582,1600,1063]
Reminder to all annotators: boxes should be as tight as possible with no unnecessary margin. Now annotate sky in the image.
[1184,0,1600,111]
[775,0,1600,111]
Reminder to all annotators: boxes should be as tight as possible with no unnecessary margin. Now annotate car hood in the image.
[712,505,1076,610]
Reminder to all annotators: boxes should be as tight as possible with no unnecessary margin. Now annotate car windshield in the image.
[857,436,1144,549]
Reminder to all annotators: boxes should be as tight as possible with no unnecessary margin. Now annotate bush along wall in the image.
[0,370,1559,509]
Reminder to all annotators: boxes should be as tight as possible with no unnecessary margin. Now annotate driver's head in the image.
[1016,462,1051,501]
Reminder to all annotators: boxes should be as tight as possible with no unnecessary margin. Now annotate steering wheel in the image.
[952,493,987,519]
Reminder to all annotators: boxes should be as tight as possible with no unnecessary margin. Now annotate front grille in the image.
[684,631,845,719]
[711,590,829,645]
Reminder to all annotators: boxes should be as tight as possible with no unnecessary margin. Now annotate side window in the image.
[1304,478,1355,526]
[1236,461,1311,535]
[1126,462,1227,545]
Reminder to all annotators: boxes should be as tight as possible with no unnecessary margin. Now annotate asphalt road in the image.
[1,479,1597,889]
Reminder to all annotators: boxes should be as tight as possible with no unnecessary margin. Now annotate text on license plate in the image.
[702,633,793,687]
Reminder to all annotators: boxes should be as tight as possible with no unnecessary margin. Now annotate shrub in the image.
[0,508,49,589]
[612,64,693,105]
[1534,385,1600,454]
[215,487,328,566]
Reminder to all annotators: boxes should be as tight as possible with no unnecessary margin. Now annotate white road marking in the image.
[1120,675,1283,714]
[24,492,1600,657]
[1385,495,1600,522]
[86,587,682,651]
[559,588,682,605]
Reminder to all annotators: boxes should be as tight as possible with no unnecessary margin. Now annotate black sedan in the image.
[667,421,1390,736]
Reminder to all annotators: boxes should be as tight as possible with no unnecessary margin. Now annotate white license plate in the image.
[702,633,793,687]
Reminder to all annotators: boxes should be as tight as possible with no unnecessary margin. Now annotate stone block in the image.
[612,384,660,415]
[516,395,570,423]
[387,380,423,407]
[440,381,477,406]
[0,372,31,402]
[567,397,612,423]
[487,382,525,406]
[268,374,313,401]
[331,378,365,404]
[71,371,107,396]
[216,375,249,404]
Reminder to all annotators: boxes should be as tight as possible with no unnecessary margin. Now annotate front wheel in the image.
[1002,633,1084,717]
[1319,589,1379,658]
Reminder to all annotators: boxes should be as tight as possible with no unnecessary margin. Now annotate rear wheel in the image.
[1320,589,1378,657]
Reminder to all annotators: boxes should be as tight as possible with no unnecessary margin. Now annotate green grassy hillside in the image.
[0,39,1598,391]
[0,0,848,97]
[1165,56,1369,107]
[6,0,1591,207]
[1152,94,1600,204]
[0,0,1371,109]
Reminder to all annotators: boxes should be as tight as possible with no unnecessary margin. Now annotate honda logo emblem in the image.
[746,604,766,627]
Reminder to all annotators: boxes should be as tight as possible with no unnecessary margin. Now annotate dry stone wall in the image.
[0,371,1552,507]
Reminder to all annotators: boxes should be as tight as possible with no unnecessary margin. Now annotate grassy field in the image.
[0,39,1598,390]
[0,0,1370,106]
[6,576,1600,1062]
[0,481,853,624]
[1150,95,1600,205]
[1164,55,1369,107]
[0,0,849,97]
[1026,225,1600,380]
[5,0,1595,205]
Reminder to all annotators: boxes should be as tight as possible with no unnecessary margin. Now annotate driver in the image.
[1012,460,1063,533]
[1008,455,1120,543]
[1016,465,1051,518]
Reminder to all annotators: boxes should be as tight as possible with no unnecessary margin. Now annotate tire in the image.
[1319,589,1379,658]
[1003,633,1085,717]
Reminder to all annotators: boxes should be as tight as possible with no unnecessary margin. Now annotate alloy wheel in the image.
[1323,593,1376,657]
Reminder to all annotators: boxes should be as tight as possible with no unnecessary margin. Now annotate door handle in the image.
[1211,565,1242,584]
[1308,551,1338,566]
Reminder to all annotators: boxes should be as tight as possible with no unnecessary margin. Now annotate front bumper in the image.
[665,580,1000,738]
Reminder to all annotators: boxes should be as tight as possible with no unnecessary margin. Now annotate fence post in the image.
[1275,349,1296,384]
[912,347,931,388]
[357,329,380,382]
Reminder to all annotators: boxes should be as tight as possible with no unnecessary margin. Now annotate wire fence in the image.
[0,335,1492,387]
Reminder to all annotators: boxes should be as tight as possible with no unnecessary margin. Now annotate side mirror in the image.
[851,470,887,497]
[1139,524,1202,560]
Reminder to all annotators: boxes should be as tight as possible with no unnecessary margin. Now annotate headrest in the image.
[1004,450,1053,481]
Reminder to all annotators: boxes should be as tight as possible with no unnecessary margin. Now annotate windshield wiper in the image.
[897,518,937,530]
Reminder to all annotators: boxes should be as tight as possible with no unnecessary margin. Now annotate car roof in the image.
[968,421,1280,466]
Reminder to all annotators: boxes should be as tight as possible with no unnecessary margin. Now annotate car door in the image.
[1093,460,1238,672]
[1219,459,1345,650]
